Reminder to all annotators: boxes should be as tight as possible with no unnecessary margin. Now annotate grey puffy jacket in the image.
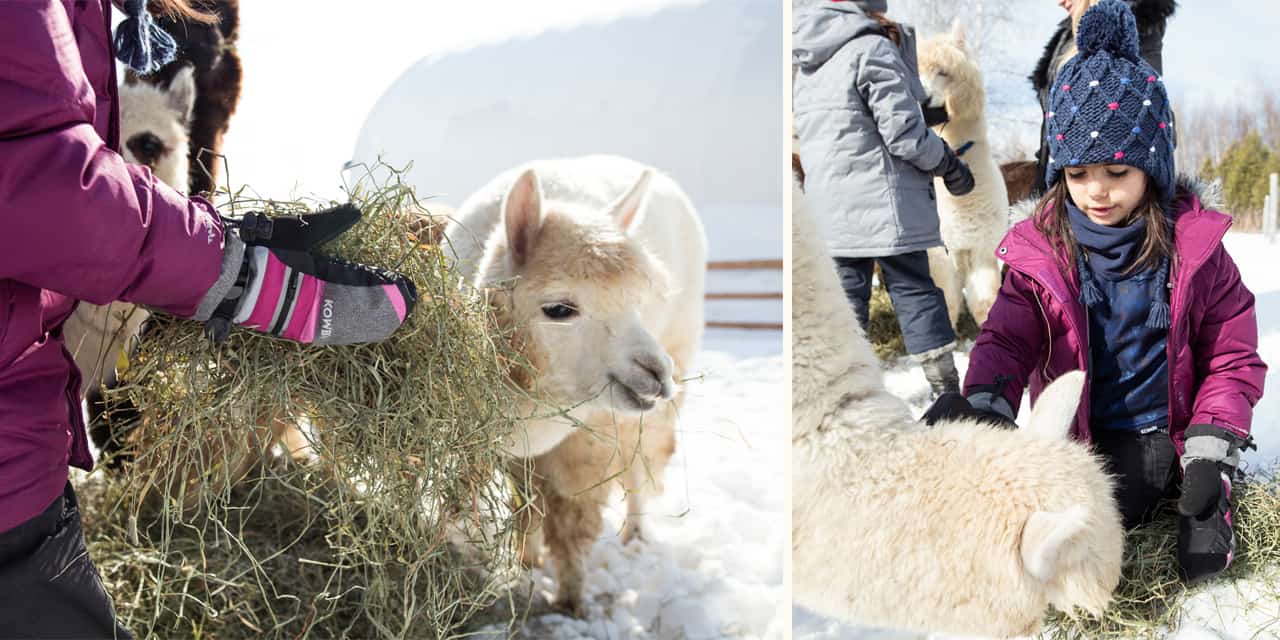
[793,0,945,258]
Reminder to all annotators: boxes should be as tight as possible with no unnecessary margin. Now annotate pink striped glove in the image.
[192,204,417,345]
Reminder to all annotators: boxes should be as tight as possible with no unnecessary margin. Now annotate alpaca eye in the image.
[541,303,578,319]
[936,71,950,78]
[126,132,165,160]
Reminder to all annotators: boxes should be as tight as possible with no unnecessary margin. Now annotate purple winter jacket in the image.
[0,1,227,533]
[965,184,1267,455]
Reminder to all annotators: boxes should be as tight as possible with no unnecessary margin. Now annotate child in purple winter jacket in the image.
[0,1,417,636]
[926,0,1266,584]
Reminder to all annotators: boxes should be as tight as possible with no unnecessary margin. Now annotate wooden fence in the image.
[705,259,783,330]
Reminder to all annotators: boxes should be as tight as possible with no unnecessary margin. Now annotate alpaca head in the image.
[1017,371,1125,617]
[119,65,195,193]
[479,168,676,415]
[917,21,986,126]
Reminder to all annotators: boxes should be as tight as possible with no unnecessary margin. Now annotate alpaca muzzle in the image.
[606,352,675,413]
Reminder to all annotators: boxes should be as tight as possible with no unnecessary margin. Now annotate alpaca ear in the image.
[950,19,967,49]
[607,169,653,234]
[503,168,544,270]
[167,65,197,125]
[1021,507,1089,582]
[1025,370,1085,439]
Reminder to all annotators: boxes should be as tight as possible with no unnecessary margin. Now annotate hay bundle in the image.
[79,166,536,638]
[1045,473,1280,638]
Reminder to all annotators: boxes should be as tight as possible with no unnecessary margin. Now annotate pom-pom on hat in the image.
[1045,0,1176,204]
[113,0,178,75]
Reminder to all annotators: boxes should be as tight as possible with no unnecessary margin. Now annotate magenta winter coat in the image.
[965,184,1266,455]
[0,1,228,533]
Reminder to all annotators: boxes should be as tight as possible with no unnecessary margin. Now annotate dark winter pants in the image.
[1092,427,1180,529]
[0,483,131,639]
[833,252,955,356]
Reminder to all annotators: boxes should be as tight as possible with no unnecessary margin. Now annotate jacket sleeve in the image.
[1188,246,1266,437]
[964,269,1047,417]
[0,1,225,316]
[1129,0,1169,74]
[854,37,945,174]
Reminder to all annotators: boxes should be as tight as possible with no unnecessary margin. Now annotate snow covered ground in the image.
[480,329,785,639]
[793,231,1280,639]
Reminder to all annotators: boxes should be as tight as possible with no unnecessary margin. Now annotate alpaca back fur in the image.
[918,23,1008,327]
[792,173,1124,637]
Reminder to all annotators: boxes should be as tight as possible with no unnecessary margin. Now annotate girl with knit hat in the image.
[0,2,417,636]
[929,0,1265,583]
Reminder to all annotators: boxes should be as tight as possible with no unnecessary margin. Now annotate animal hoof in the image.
[520,548,544,569]
[551,596,586,618]
[621,522,644,545]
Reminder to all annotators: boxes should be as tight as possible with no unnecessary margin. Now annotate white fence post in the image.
[1267,173,1279,243]
[1267,193,1274,240]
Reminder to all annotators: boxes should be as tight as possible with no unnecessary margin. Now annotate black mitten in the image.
[932,142,975,196]
[1176,424,1255,583]
[921,392,1017,429]
[1177,424,1250,517]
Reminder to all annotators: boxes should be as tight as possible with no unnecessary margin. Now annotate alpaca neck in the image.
[935,113,988,149]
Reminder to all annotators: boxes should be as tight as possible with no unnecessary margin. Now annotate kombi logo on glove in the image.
[321,299,335,340]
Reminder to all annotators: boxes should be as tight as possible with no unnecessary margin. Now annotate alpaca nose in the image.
[632,352,674,399]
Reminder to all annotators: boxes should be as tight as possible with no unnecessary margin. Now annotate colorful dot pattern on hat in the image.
[1044,0,1177,204]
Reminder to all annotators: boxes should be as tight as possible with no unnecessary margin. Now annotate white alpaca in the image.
[443,155,706,613]
[918,23,1008,328]
[63,67,197,405]
[792,173,1124,638]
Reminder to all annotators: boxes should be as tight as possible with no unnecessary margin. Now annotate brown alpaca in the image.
[1001,160,1039,206]
[129,0,242,196]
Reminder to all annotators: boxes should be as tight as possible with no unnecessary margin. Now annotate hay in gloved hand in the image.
[78,165,542,639]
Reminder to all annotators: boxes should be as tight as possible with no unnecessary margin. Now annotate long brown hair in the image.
[1033,173,1177,277]
[867,11,903,46]
[117,0,217,24]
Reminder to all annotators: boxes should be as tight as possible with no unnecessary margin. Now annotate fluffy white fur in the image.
[792,173,1124,637]
[919,23,1008,327]
[63,68,197,401]
[443,155,706,613]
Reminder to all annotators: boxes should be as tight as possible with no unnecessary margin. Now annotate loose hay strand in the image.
[79,164,537,639]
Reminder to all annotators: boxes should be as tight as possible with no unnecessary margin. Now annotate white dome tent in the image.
[350,0,782,338]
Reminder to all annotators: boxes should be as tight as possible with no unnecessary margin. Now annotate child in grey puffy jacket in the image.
[793,0,974,396]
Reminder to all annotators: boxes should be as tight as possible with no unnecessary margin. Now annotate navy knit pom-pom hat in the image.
[113,0,178,75]
[1045,0,1176,204]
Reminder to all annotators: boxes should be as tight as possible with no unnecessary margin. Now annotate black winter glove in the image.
[1176,424,1254,583]
[193,204,418,345]
[1177,424,1252,518]
[921,392,1017,429]
[921,101,949,128]
[932,142,975,196]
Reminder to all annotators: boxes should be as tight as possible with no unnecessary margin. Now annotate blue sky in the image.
[1162,0,1280,103]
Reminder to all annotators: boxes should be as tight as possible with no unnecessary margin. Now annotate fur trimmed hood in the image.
[1030,0,1177,92]
[1009,173,1222,224]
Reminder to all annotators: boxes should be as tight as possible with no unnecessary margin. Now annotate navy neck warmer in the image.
[1066,201,1170,328]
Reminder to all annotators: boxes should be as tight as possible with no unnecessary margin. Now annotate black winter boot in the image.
[918,344,960,399]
